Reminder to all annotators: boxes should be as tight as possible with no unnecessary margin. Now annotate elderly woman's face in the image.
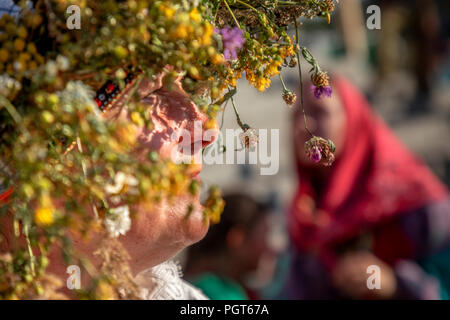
[101,74,219,273]
[294,82,346,166]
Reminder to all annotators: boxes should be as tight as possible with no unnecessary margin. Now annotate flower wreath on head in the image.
[0,0,338,299]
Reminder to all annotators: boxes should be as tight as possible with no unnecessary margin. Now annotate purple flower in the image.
[310,146,322,163]
[215,27,245,60]
[311,85,332,99]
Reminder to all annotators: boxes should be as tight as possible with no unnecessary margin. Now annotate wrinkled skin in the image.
[0,72,219,294]
[97,72,219,274]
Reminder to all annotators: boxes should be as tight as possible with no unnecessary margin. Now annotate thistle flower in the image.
[104,205,131,238]
[311,85,332,99]
[310,146,322,163]
[239,126,259,150]
[311,70,332,99]
[282,89,297,106]
[305,136,335,166]
[215,26,245,60]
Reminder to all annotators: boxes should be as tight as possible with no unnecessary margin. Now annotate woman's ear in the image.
[226,227,245,249]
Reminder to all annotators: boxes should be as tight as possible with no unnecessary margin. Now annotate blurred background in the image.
[183,0,450,299]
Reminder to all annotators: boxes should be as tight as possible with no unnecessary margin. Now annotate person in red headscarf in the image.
[282,75,449,300]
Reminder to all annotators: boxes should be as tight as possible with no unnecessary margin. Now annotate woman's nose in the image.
[177,116,219,152]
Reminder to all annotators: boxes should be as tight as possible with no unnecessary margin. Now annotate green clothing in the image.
[190,273,248,300]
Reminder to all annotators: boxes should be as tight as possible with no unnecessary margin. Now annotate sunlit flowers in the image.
[105,172,139,205]
[104,205,131,238]
[305,136,336,166]
[215,26,245,60]
[105,172,139,195]
[57,80,98,115]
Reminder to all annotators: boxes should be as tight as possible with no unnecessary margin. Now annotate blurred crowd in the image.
[182,0,450,300]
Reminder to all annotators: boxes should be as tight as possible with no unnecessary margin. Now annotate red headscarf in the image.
[289,76,448,266]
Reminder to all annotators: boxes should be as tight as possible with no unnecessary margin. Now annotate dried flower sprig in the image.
[279,74,297,106]
[305,136,336,166]
[229,93,259,150]
[301,47,332,99]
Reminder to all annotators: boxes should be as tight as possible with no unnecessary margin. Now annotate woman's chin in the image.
[172,193,209,245]
[121,191,209,270]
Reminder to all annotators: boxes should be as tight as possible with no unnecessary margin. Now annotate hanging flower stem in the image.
[0,95,31,140]
[230,95,245,130]
[294,18,313,138]
[235,0,259,13]
[24,224,36,277]
[279,74,289,92]
[224,0,241,29]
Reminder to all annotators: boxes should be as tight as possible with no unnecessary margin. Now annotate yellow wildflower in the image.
[160,4,175,19]
[0,48,9,62]
[189,8,201,22]
[204,118,217,130]
[212,53,224,65]
[34,195,55,227]
[109,124,137,153]
[95,281,116,300]
[255,77,270,92]
[265,60,281,77]
[35,207,54,227]
[17,26,27,38]
[14,38,26,52]
[130,111,144,127]
[200,23,213,45]
[172,24,188,39]
[27,43,37,54]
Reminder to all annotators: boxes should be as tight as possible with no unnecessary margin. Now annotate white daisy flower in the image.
[45,60,58,77]
[105,172,139,195]
[57,80,100,116]
[0,74,21,97]
[56,55,70,71]
[104,205,131,238]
